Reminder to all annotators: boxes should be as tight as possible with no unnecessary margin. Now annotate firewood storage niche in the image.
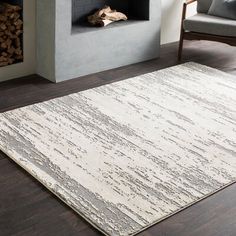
[0,0,23,67]
[72,0,150,33]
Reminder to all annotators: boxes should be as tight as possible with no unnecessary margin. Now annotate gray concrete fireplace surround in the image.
[36,0,161,82]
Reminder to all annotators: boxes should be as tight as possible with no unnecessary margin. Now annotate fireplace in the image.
[72,0,150,33]
[0,0,23,67]
[36,0,161,82]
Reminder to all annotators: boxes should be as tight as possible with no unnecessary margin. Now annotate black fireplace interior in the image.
[72,0,150,33]
[3,0,23,7]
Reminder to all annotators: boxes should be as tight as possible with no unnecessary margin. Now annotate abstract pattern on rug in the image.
[1,62,236,236]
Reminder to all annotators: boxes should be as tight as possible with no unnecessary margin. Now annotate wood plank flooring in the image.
[0,41,236,236]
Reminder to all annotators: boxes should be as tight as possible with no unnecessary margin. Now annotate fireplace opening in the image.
[0,0,23,67]
[72,0,150,34]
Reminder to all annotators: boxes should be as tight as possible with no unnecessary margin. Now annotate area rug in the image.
[1,62,236,236]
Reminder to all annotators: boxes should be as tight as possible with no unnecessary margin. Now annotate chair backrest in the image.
[197,0,213,13]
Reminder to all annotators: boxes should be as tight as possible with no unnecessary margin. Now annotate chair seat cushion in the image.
[184,13,236,37]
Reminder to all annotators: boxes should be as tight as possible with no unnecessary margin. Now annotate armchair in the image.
[178,0,236,60]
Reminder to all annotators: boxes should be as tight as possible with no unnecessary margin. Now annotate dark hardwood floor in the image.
[0,41,236,236]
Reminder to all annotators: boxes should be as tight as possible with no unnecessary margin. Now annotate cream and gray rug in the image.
[1,62,236,236]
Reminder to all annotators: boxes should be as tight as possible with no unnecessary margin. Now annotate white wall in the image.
[0,0,36,82]
[161,0,197,44]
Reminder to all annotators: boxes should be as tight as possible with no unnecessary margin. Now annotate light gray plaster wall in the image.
[37,0,161,82]
[36,0,56,82]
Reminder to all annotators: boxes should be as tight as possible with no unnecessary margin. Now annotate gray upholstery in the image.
[197,0,213,13]
[184,13,236,37]
[208,0,236,20]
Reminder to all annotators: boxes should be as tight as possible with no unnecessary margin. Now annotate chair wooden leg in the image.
[178,32,184,61]
[178,2,187,62]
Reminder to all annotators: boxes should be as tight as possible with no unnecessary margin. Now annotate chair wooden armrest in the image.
[185,0,197,5]
[182,0,197,20]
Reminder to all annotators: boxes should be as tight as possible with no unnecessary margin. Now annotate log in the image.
[88,5,128,27]
[0,3,6,14]
[101,11,127,22]
[98,19,113,27]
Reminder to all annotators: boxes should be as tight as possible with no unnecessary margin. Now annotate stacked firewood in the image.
[88,6,128,27]
[0,3,23,67]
